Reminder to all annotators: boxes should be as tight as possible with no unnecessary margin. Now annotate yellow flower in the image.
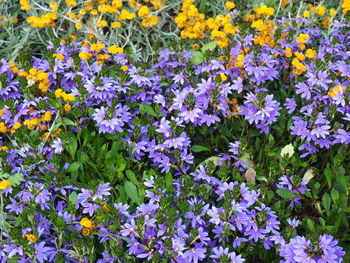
[192,44,199,50]
[108,45,123,54]
[138,5,151,18]
[64,104,72,113]
[13,122,21,129]
[0,180,11,191]
[111,22,121,28]
[122,65,129,72]
[75,23,82,30]
[24,234,37,243]
[281,0,288,8]
[79,51,93,61]
[53,53,65,61]
[296,33,309,44]
[42,111,52,122]
[0,146,9,151]
[90,43,105,53]
[80,217,93,228]
[305,49,317,59]
[82,228,91,236]
[343,0,350,14]
[303,10,311,18]
[225,1,235,10]
[284,47,292,58]
[314,5,326,16]
[328,86,346,98]
[97,20,107,28]
[50,2,58,12]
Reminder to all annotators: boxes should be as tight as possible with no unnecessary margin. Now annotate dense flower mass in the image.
[0,1,349,262]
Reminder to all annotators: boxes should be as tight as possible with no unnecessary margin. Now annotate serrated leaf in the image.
[277,189,297,199]
[191,145,209,152]
[9,173,23,186]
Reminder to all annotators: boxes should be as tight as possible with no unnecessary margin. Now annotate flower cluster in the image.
[0,2,349,262]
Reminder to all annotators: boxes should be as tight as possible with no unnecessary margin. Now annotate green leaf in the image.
[191,145,209,152]
[66,137,77,158]
[139,104,157,117]
[165,172,173,190]
[190,51,204,65]
[276,189,297,199]
[322,193,331,215]
[62,117,77,126]
[67,162,81,173]
[124,181,141,205]
[9,173,23,186]
[126,170,139,186]
[307,218,315,232]
[323,167,332,188]
[331,188,339,202]
[201,41,217,53]
[68,192,78,205]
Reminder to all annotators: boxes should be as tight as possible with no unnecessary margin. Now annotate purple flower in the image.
[34,242,54,263]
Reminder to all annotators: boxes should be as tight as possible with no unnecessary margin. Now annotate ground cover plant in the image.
[0,0,350,262]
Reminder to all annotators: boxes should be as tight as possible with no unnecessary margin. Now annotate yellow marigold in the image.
[254,5,274,17]
[225,1,235,10]
[192,44,199,50]
[42,111,52,122]
[141,16,159,29]
[82,228,91,236]
[305,49,317,59]
[0,180,11,191]
[112,0,123,8]
[303,10,311,18]
[343,0,350,14]
[138,5,151,18]
[281,0,288,8]
[91,9,99,16]
[13,122,21,129]
[108,45,124,54]
[296,33,309,44]
[75,23,82,30]
[80,217,93,228]
[285,47,292,58]
[64,104,72,113]
[90,43,105,53]
[0,122,8,133]
[23,234,37,243]
[20,0,31,11]
[328,86,346,98]
[79,9,86,15]
[50,2,59,12]
[314,5,326,16]
[119,9,136,20]
[0,146,9,151]
[53,53,65,61]
[111,21,121,28]
[55,88,63,98]
[79,51,93,61]
[122,65,129,72]
[330,8,337,16]
[97,20,107,27]
[65,0,77,7]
